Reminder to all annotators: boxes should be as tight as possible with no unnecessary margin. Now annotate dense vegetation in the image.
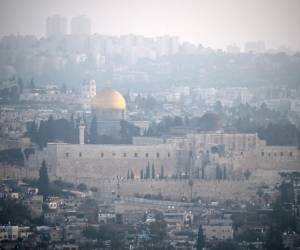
[0,148,24,165]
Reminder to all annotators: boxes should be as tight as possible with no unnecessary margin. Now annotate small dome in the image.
[91,88,126,110]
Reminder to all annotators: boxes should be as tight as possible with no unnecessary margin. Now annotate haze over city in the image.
[1,0,300,50]
[0,1,300,249]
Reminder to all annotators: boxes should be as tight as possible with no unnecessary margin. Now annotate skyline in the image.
[0,0,300,51]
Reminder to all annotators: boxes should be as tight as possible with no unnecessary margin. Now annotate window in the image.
[134,153,138,157]
[101,152,104,158]
[290,152,293,157]
[274,152,277,156]
[79,152,82,157]
[261,152,264,157]
[123,153,127,157]
[156,153,160,158]
[280,152,284,156]
[112,152,116,156]
[168,152,171,158]
[145,153,149,158]
[65,152,69,157]
[240,151,243,156]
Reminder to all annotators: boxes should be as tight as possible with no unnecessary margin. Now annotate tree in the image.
[90,186,98,192]
[38,160,49,198]
[27,121,38,143]
[146,162,150,179]
[90,115,98,144]
[120,120,140,143]
[127,169,130,180]
[196,224,205,250]
[17,77,23,93]
[131,170,134,180]
[83,226,98,239]
[151,163,155,179]
[61,83,67,94]
[216,164,222,180]
[188,179,194,202]
[37,120,48,147]
[160,165,164,179]
[0,199,31,225]
[211,240,239,250]
[29,78,35,89]
[149,220,167,242]
[140,169,144,179]
[198,112,221,131]
[244,169,251,180]
[47,115,55,142]
[265,226,285,250]
[77,183,87,192]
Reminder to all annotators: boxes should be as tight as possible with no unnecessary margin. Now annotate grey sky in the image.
[0,0,300,50]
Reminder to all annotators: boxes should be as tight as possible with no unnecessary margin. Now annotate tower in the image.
[46,15,67,38]
[79,122,85,145]
[71,15,91,36]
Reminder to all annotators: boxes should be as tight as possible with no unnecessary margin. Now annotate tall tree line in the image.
[26,115,80,148]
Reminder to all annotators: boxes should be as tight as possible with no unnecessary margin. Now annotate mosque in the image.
[27,82,300,189]
[91,87,126,136]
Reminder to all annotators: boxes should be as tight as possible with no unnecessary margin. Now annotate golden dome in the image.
[91,88,126,110]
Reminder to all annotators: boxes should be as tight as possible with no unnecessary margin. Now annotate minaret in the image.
[79,121,85,145]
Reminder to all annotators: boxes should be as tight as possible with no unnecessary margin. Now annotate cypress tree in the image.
[38,160,49,199]
[47,115,55,142]
[160,165,164,179]
[140,169,144,179]
[196,224,205,250]
[151,163,155,179]
[90,115,98,144]
[37,121,48,148]
[146,162,150,179]
[27,121,38,143]
[127,169,130,180]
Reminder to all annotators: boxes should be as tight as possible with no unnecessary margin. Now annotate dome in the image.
[91,88,126,110]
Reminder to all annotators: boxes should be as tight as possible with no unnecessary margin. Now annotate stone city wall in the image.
[78,178,257,202]
[0,165,38,180]
[44,143,177,181]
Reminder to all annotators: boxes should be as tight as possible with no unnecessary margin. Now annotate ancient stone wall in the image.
[0,165,38,180]
[41,143,177,181]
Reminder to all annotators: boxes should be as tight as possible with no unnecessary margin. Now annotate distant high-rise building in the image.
[46,15,67,38]
[244,41,266,54]
[82,79,96,99]
[71,15,91,36]
[226,45,241,54]
[156,35,179,57]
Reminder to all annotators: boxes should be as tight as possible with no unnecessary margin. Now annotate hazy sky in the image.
[0,0,300,50]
